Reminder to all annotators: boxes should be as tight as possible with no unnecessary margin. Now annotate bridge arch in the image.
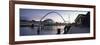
[37,11,66,34]
[40,11,66,23]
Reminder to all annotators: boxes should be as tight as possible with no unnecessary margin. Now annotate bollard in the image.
[57,28,61,34]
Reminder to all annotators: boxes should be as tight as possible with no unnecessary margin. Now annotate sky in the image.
[20,8,88,23]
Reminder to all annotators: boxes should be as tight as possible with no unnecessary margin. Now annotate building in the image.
[75,12,90,27]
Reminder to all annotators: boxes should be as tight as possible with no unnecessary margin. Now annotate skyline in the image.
[20,9,88,23]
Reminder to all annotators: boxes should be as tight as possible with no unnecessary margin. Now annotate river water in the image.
[20,25,90,36]
[20,26,65,36]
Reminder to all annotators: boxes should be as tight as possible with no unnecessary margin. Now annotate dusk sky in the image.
[20,9,88,23]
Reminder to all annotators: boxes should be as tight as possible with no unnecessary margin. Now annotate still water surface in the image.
[20,26,65,36]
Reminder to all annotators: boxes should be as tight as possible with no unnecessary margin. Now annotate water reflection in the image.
[20,26,65,36]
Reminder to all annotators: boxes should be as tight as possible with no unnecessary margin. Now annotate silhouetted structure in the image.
[43,19,54,25]
[63,25,71,34]
[57,28,61,34]
[37,27,40,35]
[75,12,90,27]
